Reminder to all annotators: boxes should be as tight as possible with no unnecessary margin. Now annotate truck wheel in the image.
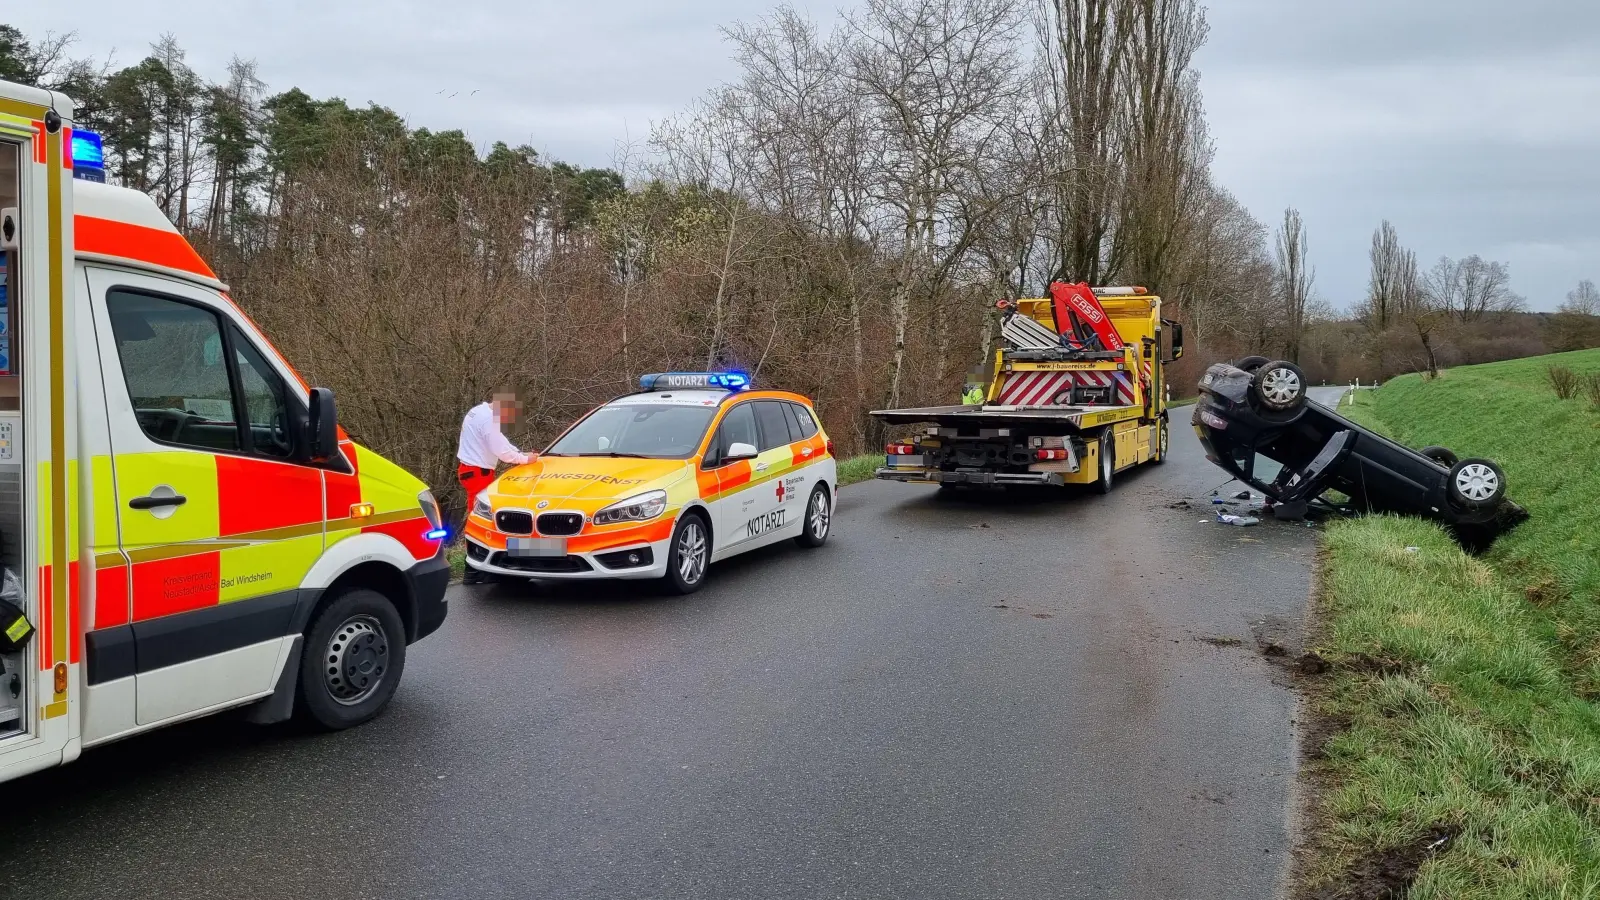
[1153,419,1170,464]
[1251,360,1307,413]
[1421,446,1458,467]
[794,485,832,548]
[1095,432,1114,494]
[1448,458,1506,511]
[1234,356,1270,373]
[296,588,407,731]
[662,512,711,595]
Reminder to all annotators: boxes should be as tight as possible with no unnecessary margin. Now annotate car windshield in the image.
[544,403,718,460]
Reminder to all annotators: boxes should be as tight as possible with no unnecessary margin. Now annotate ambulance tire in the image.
[795,484,832,548]
[1095,431,1114,495]
[662,511,712,595]
[296,588,407,731]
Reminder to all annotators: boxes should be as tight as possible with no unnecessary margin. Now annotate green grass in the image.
[836,454,880,487]
[1305,349,1600,899]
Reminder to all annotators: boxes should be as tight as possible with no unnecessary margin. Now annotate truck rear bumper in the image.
[875,468,1066,487]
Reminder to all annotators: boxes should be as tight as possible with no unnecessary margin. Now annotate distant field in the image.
[1302,349,1600,899]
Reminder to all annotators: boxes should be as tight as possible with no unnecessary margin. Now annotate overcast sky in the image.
[13,0,1598,311]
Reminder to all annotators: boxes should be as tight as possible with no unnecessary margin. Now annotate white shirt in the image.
[457,402,530,468]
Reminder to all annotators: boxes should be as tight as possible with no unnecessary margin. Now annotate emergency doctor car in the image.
[0,80,447,784]
[463,373,837,593]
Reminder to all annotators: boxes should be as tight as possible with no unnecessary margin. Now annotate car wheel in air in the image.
[663,512,711,595]
[1096,431,1114,495]
[795,485,832,548]
[1447,458,1506,511]
[296,588,407,731]
[1251,360,1307,413]
[1420,446,1458,467]
[1233,356,1270,373]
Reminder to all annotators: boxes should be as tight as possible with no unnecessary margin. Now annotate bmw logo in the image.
[537,500,549,510]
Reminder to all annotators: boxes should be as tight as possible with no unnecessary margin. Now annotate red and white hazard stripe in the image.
[998,371,1138,407]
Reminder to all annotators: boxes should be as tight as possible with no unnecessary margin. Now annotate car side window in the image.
[754,400,795,451]
[786,402,819,439]
[706,402,758,467]
[106,289,241,453]
[230,324,294,458]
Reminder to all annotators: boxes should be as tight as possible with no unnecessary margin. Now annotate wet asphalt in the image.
[5,389,1342,900]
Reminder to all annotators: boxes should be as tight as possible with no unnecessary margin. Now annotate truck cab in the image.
[0,81,448,783]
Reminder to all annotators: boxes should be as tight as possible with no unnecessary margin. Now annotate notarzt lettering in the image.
[746,509,787,538]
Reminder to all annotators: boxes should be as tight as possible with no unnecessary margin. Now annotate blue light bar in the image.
[424,527,449,542]
[638,372,752,392]
[70,129,107,183]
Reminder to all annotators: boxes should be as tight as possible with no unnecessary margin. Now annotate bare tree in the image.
[1561,279,1600,316]
[1364,220,1404,330]
[1274,207,1312,362]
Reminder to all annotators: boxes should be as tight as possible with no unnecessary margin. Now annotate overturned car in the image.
[1192,357,1528,549]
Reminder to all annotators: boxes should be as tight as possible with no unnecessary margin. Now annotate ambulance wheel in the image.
[297,588,407,731]
[662,512,711,595]
[795,485,832,548]
[1154,418,1170,464]
[1447,458,1506,511]
[1095,431,1115,495]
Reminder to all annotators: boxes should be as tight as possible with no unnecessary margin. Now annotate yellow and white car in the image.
[463,373,837,593]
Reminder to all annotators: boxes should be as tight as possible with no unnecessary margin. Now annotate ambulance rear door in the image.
[86,266,318,726]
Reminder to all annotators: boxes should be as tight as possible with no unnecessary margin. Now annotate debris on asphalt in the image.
[1217,513,1259,526]
[1233,491,1252,500]
[1298,651,1330,675]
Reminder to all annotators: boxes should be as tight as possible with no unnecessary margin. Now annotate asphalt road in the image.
[7,390,1343,900]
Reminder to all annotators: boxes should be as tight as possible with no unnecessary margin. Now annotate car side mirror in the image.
[307,387,339,463]
[725,442,759,463]
[1164,320,1185,362]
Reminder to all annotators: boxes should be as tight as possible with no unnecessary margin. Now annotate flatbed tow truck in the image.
[871,283,1183,493]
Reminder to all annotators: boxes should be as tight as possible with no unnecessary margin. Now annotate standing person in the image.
[457,391,533,583]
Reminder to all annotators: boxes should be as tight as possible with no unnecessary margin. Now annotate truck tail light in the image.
[886,443,917,455]
[1035,449,1071,461]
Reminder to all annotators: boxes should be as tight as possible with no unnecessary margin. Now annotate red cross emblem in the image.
[775,481,786,501]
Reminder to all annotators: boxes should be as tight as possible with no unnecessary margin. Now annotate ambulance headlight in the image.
[470,492,492,521]
[594,490,668,526]
[419,490,442,528]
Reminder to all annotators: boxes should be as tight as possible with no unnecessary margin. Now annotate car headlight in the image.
[470,492,491,521]
[593,490,668,526]
[419,490,442,528]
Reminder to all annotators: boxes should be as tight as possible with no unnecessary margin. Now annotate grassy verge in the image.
[1301,349,1600,899]
[836,454,880,487]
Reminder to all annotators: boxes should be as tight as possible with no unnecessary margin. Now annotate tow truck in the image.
[871,283,1183,493]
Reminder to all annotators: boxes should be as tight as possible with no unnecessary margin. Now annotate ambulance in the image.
[0,82,449,783]
[464,373,836,593]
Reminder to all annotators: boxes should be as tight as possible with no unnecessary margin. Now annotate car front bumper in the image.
[464,535,673,581]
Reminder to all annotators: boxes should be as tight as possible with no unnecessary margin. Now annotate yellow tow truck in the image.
[872,283,1183,493]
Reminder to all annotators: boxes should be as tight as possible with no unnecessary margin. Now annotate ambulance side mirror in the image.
[725,442,759,462]
[307,387,339,463]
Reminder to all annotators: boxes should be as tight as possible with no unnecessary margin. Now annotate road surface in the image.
[7,390,1342,900]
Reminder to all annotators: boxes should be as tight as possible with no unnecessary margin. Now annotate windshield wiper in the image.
[575,451,653,458]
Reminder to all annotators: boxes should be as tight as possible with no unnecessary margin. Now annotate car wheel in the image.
[1095,431,1114,495]
[662,512,711,595]
[1234,355,1270,373]
[1421,446,1458,467]
[296,588,407,731]
[794,485,832,548]
[1153,418,1169,464]
[1251,360,1307,412]
[1447,458,1506,511]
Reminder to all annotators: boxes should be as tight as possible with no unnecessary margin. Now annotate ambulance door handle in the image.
[754,462,769,472]
[129,491,187,511]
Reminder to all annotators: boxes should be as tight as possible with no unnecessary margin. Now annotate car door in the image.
[750,400,803,537]
[702,401,774,556]
[89,268,318,725]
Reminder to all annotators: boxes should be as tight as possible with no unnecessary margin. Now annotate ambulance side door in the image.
[87,268,310,726]
[751,400,804,535]
[702,401,771,556]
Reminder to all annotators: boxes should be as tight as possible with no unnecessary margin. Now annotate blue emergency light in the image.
[423,527,449,542]
[638,371,751,392]
[70,130,106,183]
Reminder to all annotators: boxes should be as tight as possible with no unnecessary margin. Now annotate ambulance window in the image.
[706,402,758,466]
[229,325,293,459]
[754,401,796,450]
[106,290,241,453]
[785,402,818,439]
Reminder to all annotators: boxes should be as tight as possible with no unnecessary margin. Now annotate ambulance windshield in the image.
[545,403,718,460]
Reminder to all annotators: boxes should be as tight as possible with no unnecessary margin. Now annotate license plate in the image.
[1201,373,1214,386]
[508,537,566,558]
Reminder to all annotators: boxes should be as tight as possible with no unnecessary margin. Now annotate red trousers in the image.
[457,462,497,504]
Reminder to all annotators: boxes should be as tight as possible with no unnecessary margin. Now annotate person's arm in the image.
[485,422,531,465]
